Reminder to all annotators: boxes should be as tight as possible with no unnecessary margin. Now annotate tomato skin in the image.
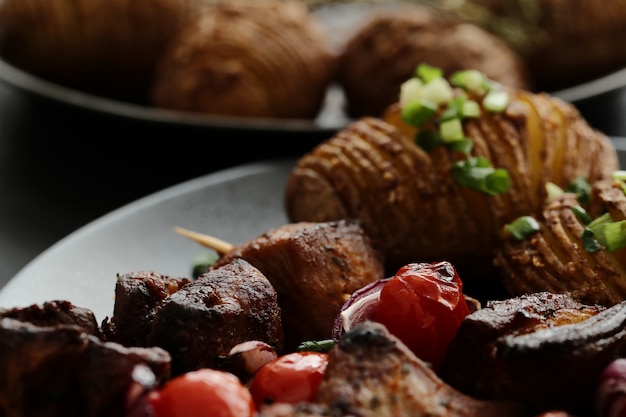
[247,351,329,408]
[149,368,256,417]
[374,261,471,371]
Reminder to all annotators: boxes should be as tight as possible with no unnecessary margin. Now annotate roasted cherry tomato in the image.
[374,261,471,371]
[148,368,256,417]
[247,351,329,408]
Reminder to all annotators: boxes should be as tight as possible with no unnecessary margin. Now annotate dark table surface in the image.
[1,74,626,290]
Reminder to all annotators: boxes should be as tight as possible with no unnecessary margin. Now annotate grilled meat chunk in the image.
[315,320,528,417]
[213,220,385,350]
[0,314,170,417]
[101,271,191,346]
[441,292,626,416]
[0,299,101,338]
[147,258,283,377]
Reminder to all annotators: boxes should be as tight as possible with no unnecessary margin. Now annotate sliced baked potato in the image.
[284,68,618,290]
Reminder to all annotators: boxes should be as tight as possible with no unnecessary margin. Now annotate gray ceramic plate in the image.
[0,158,295,322]
[1,142,625,322]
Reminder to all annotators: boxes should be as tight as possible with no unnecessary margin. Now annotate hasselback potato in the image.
[0,0,194,103]
[494,178,626,307]
[150,0,335,119]
[284,68,618,291]
[337,4,532,118]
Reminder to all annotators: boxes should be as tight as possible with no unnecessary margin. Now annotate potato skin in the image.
[0,0,194,103]
[467,0,626,91]
[336,5,532,118]
[150,0,336,119]
[495,181,626,307]
[284,90,618,289]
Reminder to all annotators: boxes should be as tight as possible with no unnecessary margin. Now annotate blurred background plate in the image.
[1,0,626,138]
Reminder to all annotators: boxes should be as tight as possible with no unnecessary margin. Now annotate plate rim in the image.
[1,52,625,135]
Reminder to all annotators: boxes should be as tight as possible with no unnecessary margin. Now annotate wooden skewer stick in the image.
[173,226,234,255]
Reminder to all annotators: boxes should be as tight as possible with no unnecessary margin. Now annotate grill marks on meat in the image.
[441,292,626,416]
[314,321,528,417]
[145,258,283,377]
[0,305,170,417]
[213,220,385,350]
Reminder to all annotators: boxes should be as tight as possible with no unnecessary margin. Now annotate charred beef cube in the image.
[441,292,625,416]
[0,316,170,417]
[147,258,284,377]
[101,271,191,346]
[213,220,385,350]
[315,320,527,417]
[0,299,101,338]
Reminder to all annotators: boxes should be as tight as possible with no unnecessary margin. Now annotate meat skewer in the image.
[173,226,233,255]
[174,220,386,350]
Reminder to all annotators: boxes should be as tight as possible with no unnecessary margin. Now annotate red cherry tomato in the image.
[247,351,328,408]
[149,368,256,417]
[374,261,471,371]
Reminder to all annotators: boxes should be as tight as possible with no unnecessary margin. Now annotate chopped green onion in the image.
[297,339,335,353]
[399,78,424,107]
[483,90,509,112]
[504,215,540,241]
[421,77,453,105]
[401,99,437,126]
[580,212,626,253]
[613,170,626,181]
[451,156,511,195]
[440,118,464,142]
[588,212,613,229]
[566,176,591,206]
[450,69,488,93]
[571,205,593,225]
[461,100,481,118]
[586,220,626,252]
[192,250,219,279]
[416,63,443,83]
[585,212,626,252]
[581,228,603,253]
[545,181,564,203]
[415,129,443,152]
[448,138,473,155]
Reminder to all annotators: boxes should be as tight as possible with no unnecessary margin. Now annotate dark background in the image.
[1,76,625,287]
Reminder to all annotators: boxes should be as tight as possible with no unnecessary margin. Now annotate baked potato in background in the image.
[337,4,532,118]
[429,0,626,92]
[0,0,196,103]
[284,81,618,293]
[150,0,336,119]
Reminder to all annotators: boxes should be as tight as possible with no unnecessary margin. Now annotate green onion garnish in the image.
[505,215,540,241]
[571,205,593,225]
[415,130,443,152]
[483,90,509,112]
[451,156,511,195]
[297,339,335,353]
[566,176,591,206]
[401,99,437,126]
[440,118,464,142]
[613,170,626,181]
[450,69,488,93]
[416,63,443,83]
[584,213,626,252]
[448,138,473,155]
[192,250,219,279]
[545,181,564,203]
[581,228,603,253]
